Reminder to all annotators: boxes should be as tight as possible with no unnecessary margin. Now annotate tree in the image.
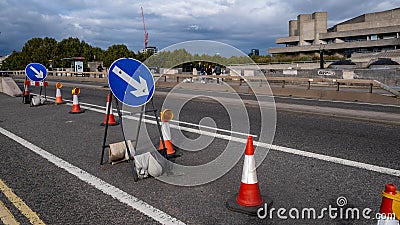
[103,44,135,67]
[54,37,84,68]
[1,51,29,70]
[19,37,57,68]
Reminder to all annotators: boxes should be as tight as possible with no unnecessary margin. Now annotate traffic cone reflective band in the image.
[101,93,119,126]
[226,136,273,216]
[55,83,63,104]
[159,109,178,157]
[236,136,263,206]
[376,184,400,225]
[159,121,175,155]
[69,88,84,114]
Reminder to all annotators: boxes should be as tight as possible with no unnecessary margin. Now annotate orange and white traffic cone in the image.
[226,136,272,216]
[55,82,64,104]
[159,109,179,158]
[101,93,119,126]
[376,184,400,225]
[69,88,84,114]
[22,81,30,104]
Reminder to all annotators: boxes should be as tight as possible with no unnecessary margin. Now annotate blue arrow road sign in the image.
[25,63,47,82]
[108,58,155,107]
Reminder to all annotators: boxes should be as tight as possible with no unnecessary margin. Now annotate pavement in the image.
[0,80,399,224]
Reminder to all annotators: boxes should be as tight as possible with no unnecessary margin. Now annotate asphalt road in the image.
[0,81,399,225]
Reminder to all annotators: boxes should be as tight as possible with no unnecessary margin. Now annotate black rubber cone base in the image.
[226,194,273,217]
[167,152,182,159]
[69,109,85,114]
[22,95,31,104]
[100,121,119,126]
[157,149,168,159]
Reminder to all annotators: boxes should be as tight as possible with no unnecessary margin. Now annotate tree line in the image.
[1,37,151,70]
[1,37,260,70]
[1,36,344,70]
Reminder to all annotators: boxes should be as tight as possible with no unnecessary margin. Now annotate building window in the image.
[370,35,378,41]
[343,36,367,42]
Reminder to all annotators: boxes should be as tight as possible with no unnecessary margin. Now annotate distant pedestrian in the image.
[206,65,212,75]
[195,62,203,75]
[97,64,104,72]
[214,65,221,84]
[205,65,213,83]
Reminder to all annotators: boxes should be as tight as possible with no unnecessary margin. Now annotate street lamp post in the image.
[319,44,325,69]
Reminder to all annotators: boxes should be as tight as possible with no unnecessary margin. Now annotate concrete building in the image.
[269,8,400,58]
[141,46,158,55]
[0,55,10,69]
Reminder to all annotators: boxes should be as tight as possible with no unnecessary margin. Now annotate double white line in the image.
[41,94,400,177]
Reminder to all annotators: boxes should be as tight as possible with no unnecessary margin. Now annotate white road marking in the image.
[38,94,400,177]
[125,114,400,177]
[238,90,400,108]
[0,127,185,225]
[273,95,400,108]
[143,114,258,138]
[40,94,255,137]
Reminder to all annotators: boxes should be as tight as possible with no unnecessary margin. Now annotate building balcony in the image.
[320,25,400,39]
[269,38,400,54]
[276,36,300,44]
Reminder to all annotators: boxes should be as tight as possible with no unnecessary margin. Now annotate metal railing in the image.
[1,70,107,78]
[3,70,398,97]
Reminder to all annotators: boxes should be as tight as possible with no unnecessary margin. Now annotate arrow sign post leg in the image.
[100,91,113,165]
[114,98,139,181]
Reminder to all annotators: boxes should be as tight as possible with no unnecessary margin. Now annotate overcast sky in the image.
[0,0,399,56]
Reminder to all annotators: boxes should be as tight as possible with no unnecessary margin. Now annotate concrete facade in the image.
[269,8,400,57]
[0,55,10,69]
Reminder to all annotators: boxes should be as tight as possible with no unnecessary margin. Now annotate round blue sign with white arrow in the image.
[25,63,47,81]
[108,58,155,107]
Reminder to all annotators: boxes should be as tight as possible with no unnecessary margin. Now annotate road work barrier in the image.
[226,136,273,216]
[24,80,48,106]
[0,77,22,97]
[101,93,119,126]
[69,88,84,114]
[55,83,64,104]
[376,184,400,225]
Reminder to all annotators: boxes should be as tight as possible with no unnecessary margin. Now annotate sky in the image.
[0,0,399,56]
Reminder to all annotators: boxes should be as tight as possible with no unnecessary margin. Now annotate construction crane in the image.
[141,6,149,50]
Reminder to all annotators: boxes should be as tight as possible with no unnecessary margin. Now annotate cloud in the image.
[0,0,399,56]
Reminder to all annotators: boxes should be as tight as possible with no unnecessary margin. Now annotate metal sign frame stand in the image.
[37,84,47,103]
[100,91,167,181]
[25,80,48,106]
